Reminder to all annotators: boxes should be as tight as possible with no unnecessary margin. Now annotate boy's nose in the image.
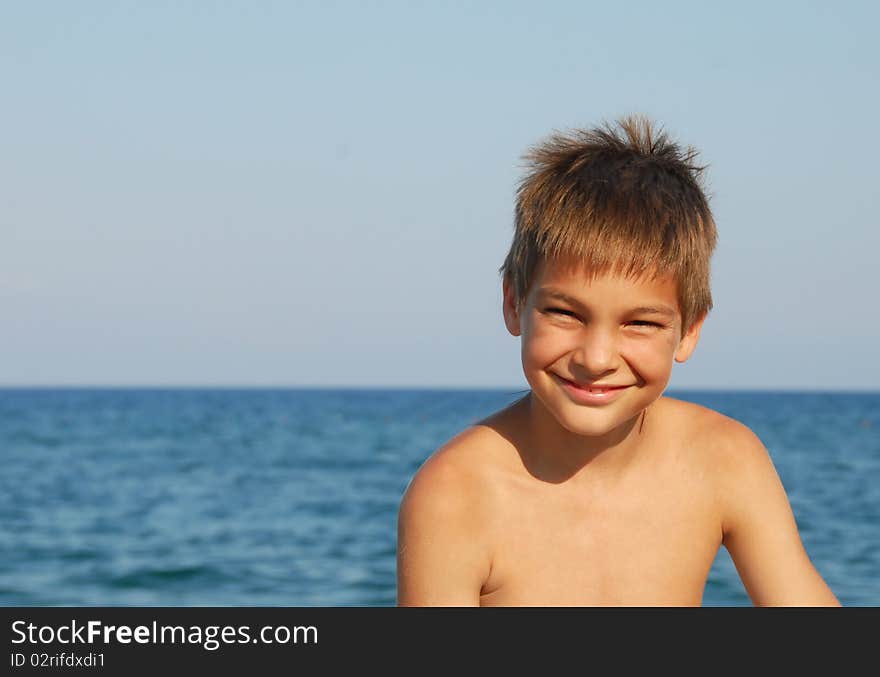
[570,327,619,378]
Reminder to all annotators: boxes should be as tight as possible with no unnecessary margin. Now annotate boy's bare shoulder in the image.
[659,395,770,470]
[402,395,527,499]
[400,421,514,512]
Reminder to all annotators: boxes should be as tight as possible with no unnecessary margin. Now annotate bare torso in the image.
[463,397,723,606]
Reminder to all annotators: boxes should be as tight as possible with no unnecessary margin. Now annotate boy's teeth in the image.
[563,378,623,393]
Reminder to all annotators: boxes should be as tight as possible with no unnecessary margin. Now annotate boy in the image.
[396,116,840,606]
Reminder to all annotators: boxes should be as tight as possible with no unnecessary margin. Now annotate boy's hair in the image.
[500,115,717,331]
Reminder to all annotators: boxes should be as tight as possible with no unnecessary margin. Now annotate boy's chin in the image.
[538,396,649,439]
[553,411,643,439]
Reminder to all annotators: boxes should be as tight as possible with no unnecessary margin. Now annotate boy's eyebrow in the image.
[539,289,678,318]
[629,305,678,318]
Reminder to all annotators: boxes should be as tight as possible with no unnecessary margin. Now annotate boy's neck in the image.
[516,392,654,486]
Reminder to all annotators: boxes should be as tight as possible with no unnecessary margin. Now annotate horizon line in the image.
[1,384,878,394]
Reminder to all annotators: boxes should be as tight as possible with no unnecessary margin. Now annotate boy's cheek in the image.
[520,344,562,375]
[522,328,576,359]
[624,340,677,371]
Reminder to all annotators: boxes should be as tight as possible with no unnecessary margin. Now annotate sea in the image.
[1,388,877,607]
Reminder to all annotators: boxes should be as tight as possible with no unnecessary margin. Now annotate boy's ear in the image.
[502,277,522,337]
[674,312,707,363]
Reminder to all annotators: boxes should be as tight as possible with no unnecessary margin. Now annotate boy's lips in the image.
[554,375,631,405]
[556,375,630,390]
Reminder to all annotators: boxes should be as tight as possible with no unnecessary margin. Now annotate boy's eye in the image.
[628,320,663,328]
[545,307,577,317]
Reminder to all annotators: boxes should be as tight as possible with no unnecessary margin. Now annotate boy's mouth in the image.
[554,375,631,405]
[558,377,628,392]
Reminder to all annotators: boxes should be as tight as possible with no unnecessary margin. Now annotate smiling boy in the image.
[396,116,840,606]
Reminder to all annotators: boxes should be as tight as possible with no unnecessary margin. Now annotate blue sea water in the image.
[0,388,877,607]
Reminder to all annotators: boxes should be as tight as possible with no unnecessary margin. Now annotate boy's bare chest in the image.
[479,474,722,606]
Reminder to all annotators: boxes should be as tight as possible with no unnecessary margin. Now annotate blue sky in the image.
[3,1,878,389]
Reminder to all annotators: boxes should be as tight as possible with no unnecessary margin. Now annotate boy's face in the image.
[503,259,705,439]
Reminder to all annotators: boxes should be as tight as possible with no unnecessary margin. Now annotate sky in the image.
[2,1,878,390]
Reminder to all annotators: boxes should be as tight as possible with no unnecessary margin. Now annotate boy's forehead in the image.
[529,259,681,309]
[533,257,675,285]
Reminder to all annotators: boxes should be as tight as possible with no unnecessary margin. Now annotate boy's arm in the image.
[396,455,491,606]
[717,423,840,606]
